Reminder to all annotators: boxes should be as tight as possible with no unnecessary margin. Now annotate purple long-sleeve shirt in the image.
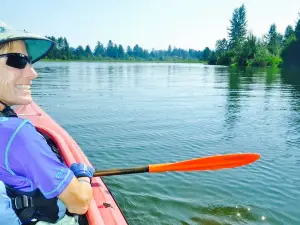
[0,117,74,198]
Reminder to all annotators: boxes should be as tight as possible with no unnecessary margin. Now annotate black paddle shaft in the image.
[93,166,149,177]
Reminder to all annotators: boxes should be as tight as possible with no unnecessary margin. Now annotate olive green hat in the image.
[0,21,54,63]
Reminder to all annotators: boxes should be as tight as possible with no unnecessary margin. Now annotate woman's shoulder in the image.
[0,117,35,143]
[0,117,31,130]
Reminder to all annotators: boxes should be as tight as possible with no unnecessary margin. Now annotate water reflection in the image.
[280,69,300,112]
[266,67,280,86]
[133,64,142,87]
[220,67,282,132]
[224,68,241,132]
[108,65,115,91]
[85,63,92,84]
[280,69,300,149]
[281,69,300,93]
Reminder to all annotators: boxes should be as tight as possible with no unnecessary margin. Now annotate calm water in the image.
[32,62,300,225]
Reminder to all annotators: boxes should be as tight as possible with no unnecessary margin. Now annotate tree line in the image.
[45,37,212,62]
[212,4,300,68]
[45,4,300,68]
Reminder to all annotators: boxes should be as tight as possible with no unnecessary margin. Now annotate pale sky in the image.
[2,0,300,51]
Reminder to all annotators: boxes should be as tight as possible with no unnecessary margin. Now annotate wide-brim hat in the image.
[0,21,54,63]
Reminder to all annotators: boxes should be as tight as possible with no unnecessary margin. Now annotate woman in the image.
[0,21,95,225]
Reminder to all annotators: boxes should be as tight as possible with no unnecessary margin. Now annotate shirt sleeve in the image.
[8,120,74,199]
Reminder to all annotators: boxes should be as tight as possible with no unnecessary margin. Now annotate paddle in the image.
[93,153,260,177]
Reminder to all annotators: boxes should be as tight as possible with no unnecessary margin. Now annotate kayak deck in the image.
[15,102,128,225]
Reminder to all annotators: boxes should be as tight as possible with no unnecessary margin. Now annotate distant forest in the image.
[45,4,300,68]
[44,37,211,63]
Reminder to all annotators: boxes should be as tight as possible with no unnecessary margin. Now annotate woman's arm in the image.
[8,120,94,214]
[59,163,95,214]
[58,176,92,214]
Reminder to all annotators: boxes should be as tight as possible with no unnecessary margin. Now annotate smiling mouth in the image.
[16,85,31,90]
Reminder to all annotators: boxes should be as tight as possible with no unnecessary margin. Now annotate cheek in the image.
[0,67,20,97]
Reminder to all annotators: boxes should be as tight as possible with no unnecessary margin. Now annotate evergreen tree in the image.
[113,44,118,58]
[133,44,142,58]
[75,45,85,59]
[228,4,247,49]
[215,39,228,56]
[284,25,294,40]
[63,37,70,59]
[295,14,300,40]
[107,40,114,58]
[126,46,133,57]
[167,45,172,56]
[94,41,105,57]
[266,24,282,55]
[85,45,93,58]
[118,45,125,59]
[203,47,211,60]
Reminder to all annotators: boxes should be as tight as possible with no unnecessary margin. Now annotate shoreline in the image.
[40,59,208,64]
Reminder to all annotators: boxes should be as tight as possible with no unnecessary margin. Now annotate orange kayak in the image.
[15,102,128,225]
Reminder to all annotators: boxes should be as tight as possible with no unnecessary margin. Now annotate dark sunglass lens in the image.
[6,55,28,69]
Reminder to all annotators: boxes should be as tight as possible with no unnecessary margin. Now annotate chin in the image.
[15,97,33,106]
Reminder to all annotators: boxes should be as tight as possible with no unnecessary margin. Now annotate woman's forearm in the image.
[58,176,93,215]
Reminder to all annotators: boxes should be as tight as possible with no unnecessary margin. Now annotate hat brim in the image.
[0,31,54,63]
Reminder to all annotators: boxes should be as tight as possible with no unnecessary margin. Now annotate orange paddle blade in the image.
[149,153,260,173]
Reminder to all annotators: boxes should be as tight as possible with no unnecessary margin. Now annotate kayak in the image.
[14,102,128,225]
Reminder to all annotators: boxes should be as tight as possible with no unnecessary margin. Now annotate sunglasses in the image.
[0,53,32,69]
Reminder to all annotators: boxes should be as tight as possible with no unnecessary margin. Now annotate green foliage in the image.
[133,44,143,58]
[216,39,228,57]
[43,8,299,67]
[228,4,247,49]
[281,14,300,68]
[167,45,172,56]
[246,43,282,67]
[94,41,105,57]
[214,5,299,68]
[285,34,296,46]
[269,55,283,67]
[203,47,211,60]
[247,44,270,67]
[208,51,217,65]
[284,25,294,40]
[230,33,257,66]
[45,36,207,62]
[75,45,85,59]
[118,45,125,59]
[106,40,114,58]
[295,15,300,40]
[265,24,282,56]
[126,46,133,57]
[281,38,300,68]
[244,33,257,59]
[85,45,93,58]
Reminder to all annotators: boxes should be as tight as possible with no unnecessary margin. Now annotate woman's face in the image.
[0,40,37,106]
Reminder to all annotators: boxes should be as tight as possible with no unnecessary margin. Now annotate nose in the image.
[23,64,38,80]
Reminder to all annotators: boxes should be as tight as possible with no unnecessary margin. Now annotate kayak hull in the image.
[14,102,128,225]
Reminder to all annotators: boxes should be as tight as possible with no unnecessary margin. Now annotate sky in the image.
[2,0,300,51]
